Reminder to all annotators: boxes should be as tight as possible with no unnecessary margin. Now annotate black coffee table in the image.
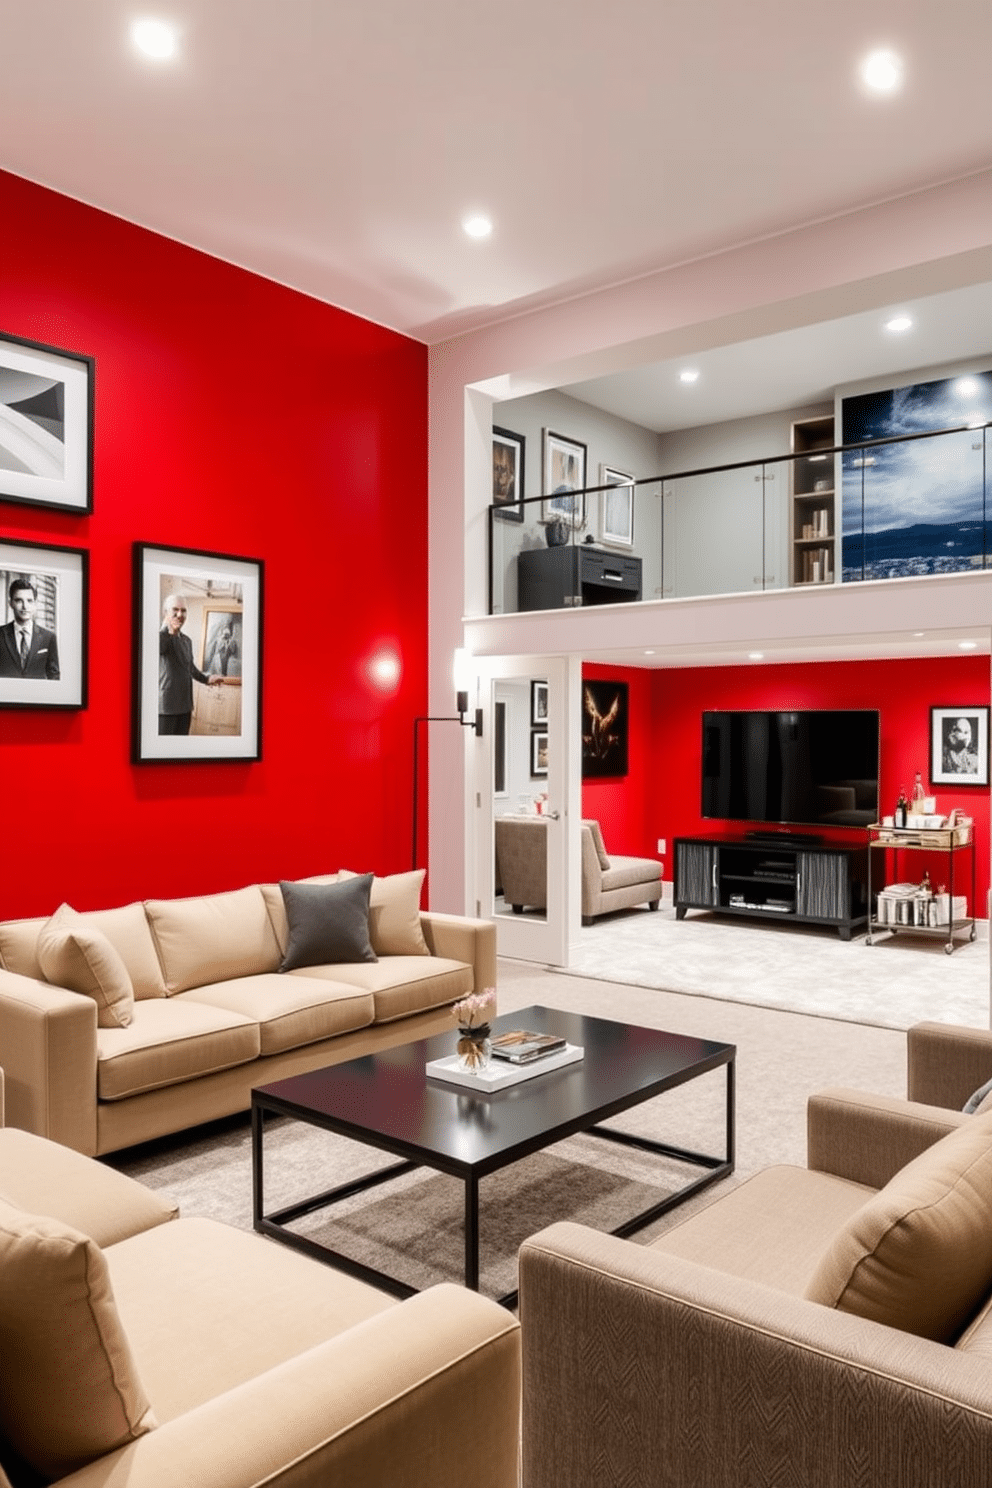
[251,1004,735,1308]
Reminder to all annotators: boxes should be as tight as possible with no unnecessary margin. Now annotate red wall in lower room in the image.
[651,655,991,915]
[0,170,427,921]
[581,664,657,860]
[582,654,990,915]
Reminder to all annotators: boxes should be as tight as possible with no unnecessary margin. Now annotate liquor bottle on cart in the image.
[894,787,908,829]
[910,773,926,815]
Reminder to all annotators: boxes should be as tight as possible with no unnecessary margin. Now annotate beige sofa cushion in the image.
[76,901,168,1000]
[340,868,430,956]
[144,884,281,993]
[180,973,374,1055]
[106,1216,395,1422]
[805,1110,992,1341]
[96,999,260,1101]
[0,903,167,998]
[291,955,472,1022]
[0,916,45,979]
[37,903,135,1029]
[0,1128,178,1247]
[582,820,611,870]
[0,1197,156,1478]
[601,855,663,892]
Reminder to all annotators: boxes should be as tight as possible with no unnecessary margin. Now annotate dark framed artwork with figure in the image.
[930,705,989,786]
[0,537,88,709]
[132,542,263,763]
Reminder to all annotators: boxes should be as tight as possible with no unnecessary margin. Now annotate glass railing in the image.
[488,423,992,615]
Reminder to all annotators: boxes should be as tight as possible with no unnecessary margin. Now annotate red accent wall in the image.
[0,170,427,921]
[584,656,990,914]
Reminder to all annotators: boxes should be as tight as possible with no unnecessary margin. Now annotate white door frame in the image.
[473,653,582,966]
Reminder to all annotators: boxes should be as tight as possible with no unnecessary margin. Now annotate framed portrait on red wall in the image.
[132,542,263,763]
[0,537,88,709]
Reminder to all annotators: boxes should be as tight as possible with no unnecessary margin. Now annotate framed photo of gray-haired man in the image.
[0,538,88,709]
[131,542,263,763]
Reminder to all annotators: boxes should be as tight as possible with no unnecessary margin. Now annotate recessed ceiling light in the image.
[680,369,700,385]
[913,631,925,638]
[959,640,978,651]
[885,314,913,333]
[748,651,764,661]
[131,17,179,59]
[462,214,493,240]
[860,48,904,93]
[643,649,655,656]
[956,377,979,398]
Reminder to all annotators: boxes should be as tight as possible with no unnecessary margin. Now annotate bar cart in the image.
[866,821,976,954]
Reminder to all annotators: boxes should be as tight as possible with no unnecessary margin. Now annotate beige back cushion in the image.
[36,904,135,1029]
[0,903,166,999]
[0,1197,156,1477]
[0,918,45,979]
[805,1111,992,1341]
[582,820,611,870]
[260,874,340,956]
[339,868,429,956]
[144,885,281,994]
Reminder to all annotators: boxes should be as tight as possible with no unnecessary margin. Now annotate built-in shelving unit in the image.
[791,414,836,586]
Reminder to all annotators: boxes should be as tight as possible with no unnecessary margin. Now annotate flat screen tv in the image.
[701,709,880,830]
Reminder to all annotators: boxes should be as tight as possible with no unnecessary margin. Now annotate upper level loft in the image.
[488,367,992,618]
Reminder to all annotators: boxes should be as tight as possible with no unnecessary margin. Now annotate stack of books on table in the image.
[490,1030,569,1064]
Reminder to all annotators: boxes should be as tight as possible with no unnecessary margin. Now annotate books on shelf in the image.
[491,1030,567,1064]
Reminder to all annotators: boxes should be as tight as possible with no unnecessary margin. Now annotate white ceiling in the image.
[2,0,991,356]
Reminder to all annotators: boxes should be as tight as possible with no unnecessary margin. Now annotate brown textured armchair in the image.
[495,817,661,924]
[519,1021,992,1488]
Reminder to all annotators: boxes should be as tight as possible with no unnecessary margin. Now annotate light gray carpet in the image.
[109,960,919,1301]
[563,901,990,1030]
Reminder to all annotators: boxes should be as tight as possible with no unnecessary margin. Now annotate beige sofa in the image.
[495,816,662,925]
[0,1105,520,1488]
[0,872,495,1156]
[519,1021,992,1487]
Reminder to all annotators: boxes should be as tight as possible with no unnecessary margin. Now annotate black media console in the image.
[674,836,868,941]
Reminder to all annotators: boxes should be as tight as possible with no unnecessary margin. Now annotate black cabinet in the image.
[518,545,642,610]
[674,836,868,940]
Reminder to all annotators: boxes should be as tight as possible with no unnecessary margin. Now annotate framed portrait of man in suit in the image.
[0,538,88,710]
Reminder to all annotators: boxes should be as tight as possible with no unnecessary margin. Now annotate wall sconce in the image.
[411,650,483,869]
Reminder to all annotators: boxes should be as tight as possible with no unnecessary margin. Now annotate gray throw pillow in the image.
[278,875,377,971]
[963,1074,992,1114]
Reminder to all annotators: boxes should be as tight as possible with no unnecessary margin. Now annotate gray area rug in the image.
[110,959,921,1303]
[562,900,989,1030]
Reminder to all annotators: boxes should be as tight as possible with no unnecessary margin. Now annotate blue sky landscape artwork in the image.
[841,370,992,582]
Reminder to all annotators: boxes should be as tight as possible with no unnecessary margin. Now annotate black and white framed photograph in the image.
[0,538,88,709]
[599,463,635,548]
[0,331,94,513]
[930,705,989,786]
[132,543,263,763]
[542,429,587,528]
[531,678,548,725]
[530,728,549,778]
[582,679,629,779]
[492,426,525,522]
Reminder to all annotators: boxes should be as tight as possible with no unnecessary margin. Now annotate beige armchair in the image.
[519,1022,992,1488]
[494,817,662,924]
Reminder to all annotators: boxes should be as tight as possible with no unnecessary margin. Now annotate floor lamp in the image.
[411,663,483,870]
